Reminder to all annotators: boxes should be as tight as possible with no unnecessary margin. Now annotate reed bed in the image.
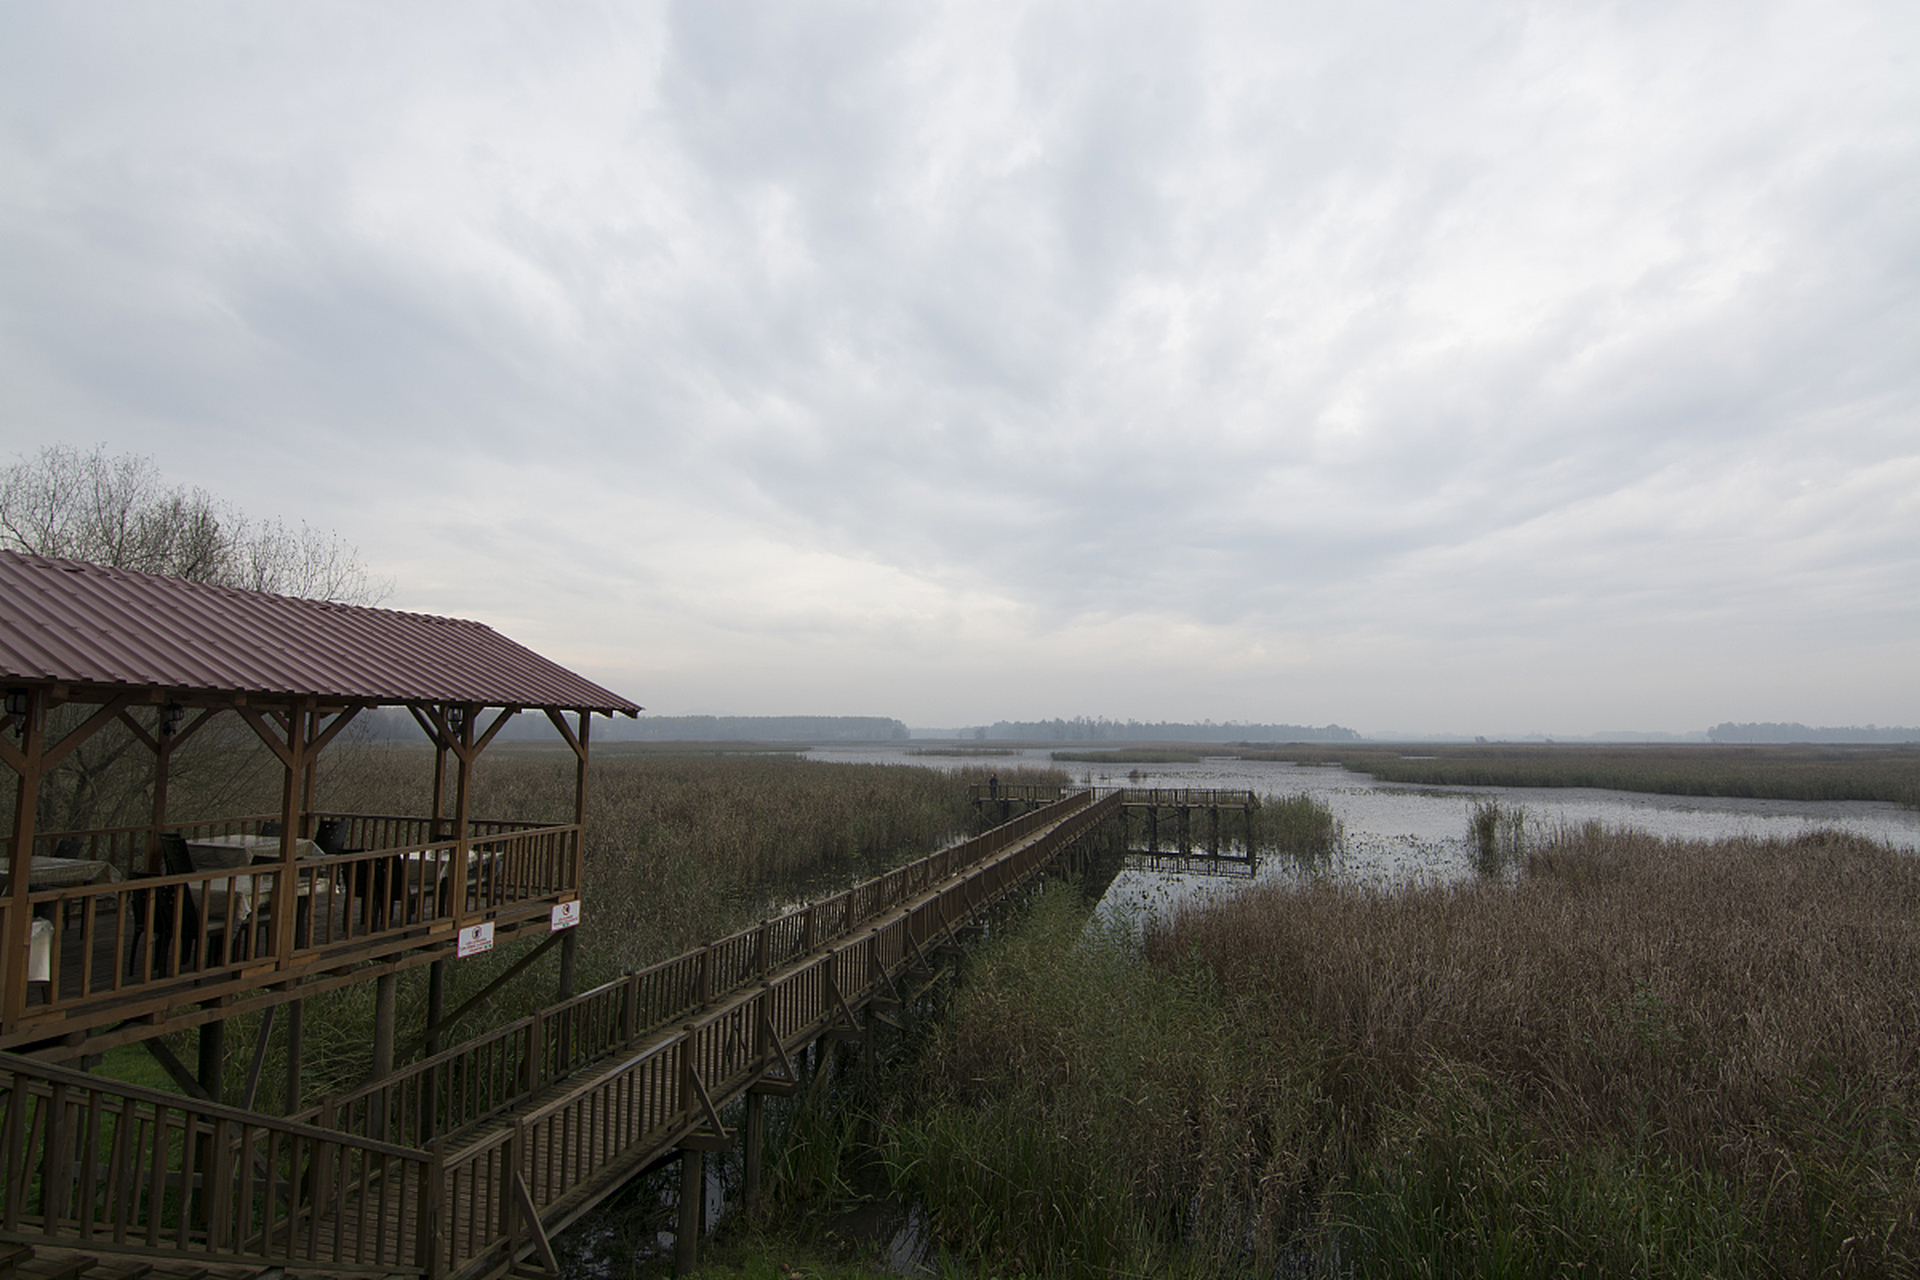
[158,746,1065,1105]
[316,745,1067,972]
[1233,742,1920,806]
[883,826,1920,1277]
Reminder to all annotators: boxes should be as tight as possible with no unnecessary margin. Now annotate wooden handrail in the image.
[438,791,1122,1276]
[0,1051,431,1273]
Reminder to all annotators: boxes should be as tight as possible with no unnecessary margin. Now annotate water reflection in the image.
[809,744,1920,914]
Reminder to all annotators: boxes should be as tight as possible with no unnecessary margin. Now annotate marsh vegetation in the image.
[1231,742,1920,806]
[835,824,1920,1278]
[68,738,1918,1276]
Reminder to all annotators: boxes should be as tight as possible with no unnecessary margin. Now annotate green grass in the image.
[93,1042,181,1093]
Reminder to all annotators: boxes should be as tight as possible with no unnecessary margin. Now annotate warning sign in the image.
[551,900,581,930]
[457,921,495,958]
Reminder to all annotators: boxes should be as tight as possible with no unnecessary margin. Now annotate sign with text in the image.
[457,921,495,958]
[551,900,581,931]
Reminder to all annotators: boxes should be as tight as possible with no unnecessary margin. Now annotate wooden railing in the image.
[4,813,568,883]
[452,789,1124,1277]
[2,816,279,881]
[1105,787,1260,807]
[967,782,1068,804]
[292,793,1103,1156]
[3,821,581,1043]
[1,790,1122,1280]
[0,1052,432,1273]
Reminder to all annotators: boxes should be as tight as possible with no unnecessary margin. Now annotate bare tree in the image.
[2,444,393,832]
[0,443,390,604]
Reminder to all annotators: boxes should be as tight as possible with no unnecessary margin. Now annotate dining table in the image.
[184,834,319,869]
[0,855,124,887]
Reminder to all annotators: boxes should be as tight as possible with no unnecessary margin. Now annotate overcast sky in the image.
[2,2,1915,736]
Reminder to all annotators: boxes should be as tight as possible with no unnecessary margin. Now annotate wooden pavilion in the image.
[0,550,641,1106]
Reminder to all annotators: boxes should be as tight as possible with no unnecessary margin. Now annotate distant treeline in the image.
[972,717,1361,743]
[1707,722,1920,743]
[617,715,910,741]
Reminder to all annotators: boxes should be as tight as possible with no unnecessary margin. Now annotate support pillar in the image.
[743,1092,765,1215]
[372,972,397,1078]
[196,1018,225,1104]
[675,1147,704,1275]
[371,971,397,1137]
[426,959,447,1057]
[558,929,577,1001]
[3,688,46,1025]
[284,998,304,1115]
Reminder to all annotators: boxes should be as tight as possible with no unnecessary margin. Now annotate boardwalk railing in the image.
[303,791,1110,1156]
[1103,787,1259,807]
[435,789,1123,1278]
[4,790,1122,1280]
[0,1052,432,1274]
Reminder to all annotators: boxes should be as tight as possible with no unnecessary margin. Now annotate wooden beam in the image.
[543,708,582,759]
[141,1035,215,1104]
[472,706,520,756]
[236,706,297,770]
[38,691,140,772]
[398,930,564,1063]
[512,1169,561,1277]
[306,703,366,756]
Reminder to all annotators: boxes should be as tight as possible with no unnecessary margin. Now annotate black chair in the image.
[330,821,402,931]
[156,832,248,967]
[123,871,176,980]
[42,838,87,928]
[313,819,347,855]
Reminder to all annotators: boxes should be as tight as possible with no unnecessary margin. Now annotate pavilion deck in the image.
[0,814,580,1059]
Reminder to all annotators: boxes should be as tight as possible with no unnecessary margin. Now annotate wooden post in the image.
[426,959,447,1057]
[271,707,307,964]
[430,735,447,841]
[572,709,589,835]
[558,930,577,1002]
[420,1139,447,1279]
[193,1017,224,1230]
[675,1146,703,1275]
[151,708,174,870]
[284,997,304,1115]
[299,714,320,837]
[371,971,397,1138]
[3,688,45,1025]
[450,705,475,920]
[743,1091,765,1214]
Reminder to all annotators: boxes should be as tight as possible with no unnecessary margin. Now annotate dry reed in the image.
[888,826,1920,1276]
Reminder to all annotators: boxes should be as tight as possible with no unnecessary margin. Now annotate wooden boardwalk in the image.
[1,791,1122,1280]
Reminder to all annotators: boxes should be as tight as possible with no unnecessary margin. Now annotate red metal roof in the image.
[0,551,641,714]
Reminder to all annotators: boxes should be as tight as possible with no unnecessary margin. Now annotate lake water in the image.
[806,744,1920,916]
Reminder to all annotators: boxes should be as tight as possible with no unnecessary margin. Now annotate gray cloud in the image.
[1,0,1914,731]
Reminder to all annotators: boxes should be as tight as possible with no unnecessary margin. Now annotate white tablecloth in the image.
[185,835,318,869]
[0,855,122,887]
